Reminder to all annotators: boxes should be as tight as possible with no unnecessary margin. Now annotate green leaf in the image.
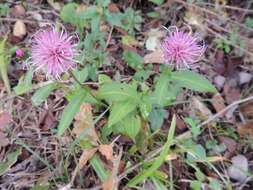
[98,74,112,84]
[148,0,164,5]
[149,106,166,131]
[128,115,176,187]
[123,51,143,70]
[150,73,179,106]
[14,69,33,95]
[32,83,57,106]
[97,82,138,102]
[72,67,89,84]
[0,148,21,176]
[57,89,87,136]
[171,71,217,93]
[190,180,202,190]
[108,100,137,127]
[60,3,77,24]
[105,10,123,28]
[139,96,152,119]
[0,37,11,94]
[122,114,141,140]
[186,143,207,162]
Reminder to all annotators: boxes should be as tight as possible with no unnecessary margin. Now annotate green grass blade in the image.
[127,115,176,187]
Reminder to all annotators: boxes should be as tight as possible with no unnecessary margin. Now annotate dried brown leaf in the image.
[99,144,114,161]
[0,111,11,130]
[191,96,212,120]
[11,4,26,17]
[47,0,62,11]
[0,131,9,147]
[73,103,99,146]
[13,20,26,38]
[143,50,165,64]
[237,122,253,138]
[71,148,97,185]
[212,93,226,117]
[102,148,122,190]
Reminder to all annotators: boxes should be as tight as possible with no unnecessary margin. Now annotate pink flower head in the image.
[30,27,78,79]
[161,26,205,69]
[16,48,25,58]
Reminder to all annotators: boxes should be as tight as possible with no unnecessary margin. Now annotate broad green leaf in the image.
[98,74,112,84]
[105,10,123,28]
[0,148,21,176]
[72,67,89,84]
[139,96,152,119]
[123,51,143,70]
[187,144,207,163]
[14,69,33,95]
[122,114,141,140]
[108,100,137,127]
[148,106,166,131]
[57,89,87,136]
[97,82,138,102]
[148,0,164,5]
[60,3,77,24]
[150,73,179,106]
[171,71,217,93]
[32,82,57,106]
[0,37,11,94]
[128,115,176,187]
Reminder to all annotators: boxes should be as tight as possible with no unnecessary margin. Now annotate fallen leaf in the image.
[145,29,165,51]
[228,155,248,182]
[70,148,97,184]
[191,96,212,120]
[213,75,226,88]
[184,11,204,29]
[224,81,240,104]
[11,4,26,17]
[47,0,62,11]
[13,20,26,38]
[39,111,56,131]
[102,148,122,190]
[212,50,225,75]
[99,144,114,161]
[143,49,164,64]
[240,101,253,119]
[0,111,11,129]
[237,122,253,138]
[175,115,187,133]
[211,93,226,117]
[218,136,237,153]
[73,103,99,146]
[0,131,9,147]
[239,72,252,85]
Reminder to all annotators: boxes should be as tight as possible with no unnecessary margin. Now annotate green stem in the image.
[68,69,107,107]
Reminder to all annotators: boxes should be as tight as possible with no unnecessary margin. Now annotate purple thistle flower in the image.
[30,28,78,79]
[161,27,205,69]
